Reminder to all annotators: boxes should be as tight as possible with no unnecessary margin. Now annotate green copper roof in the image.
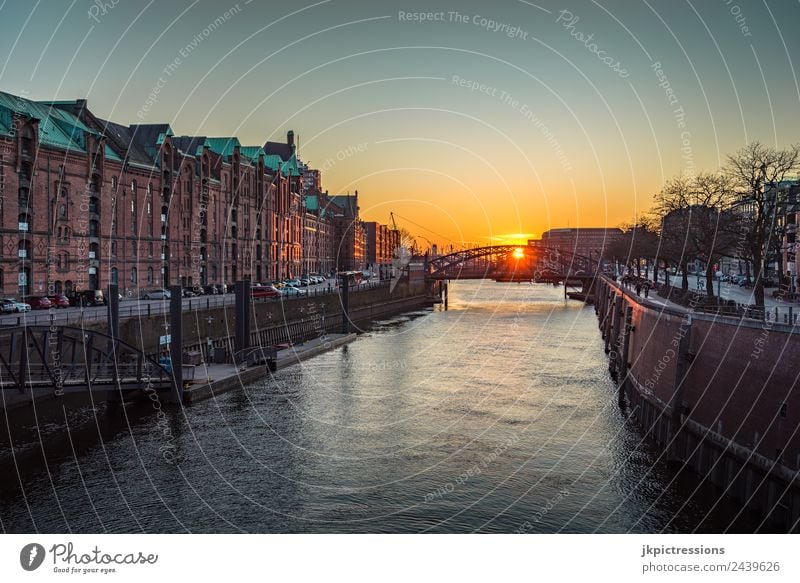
[0,91,92,153]
[204,136,240,157]
[263,154,284,171]
[280,152,300,177]
[304,195,319,211]
[239,146,264,163]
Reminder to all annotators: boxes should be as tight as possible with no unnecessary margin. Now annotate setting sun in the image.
[512,248,525,260]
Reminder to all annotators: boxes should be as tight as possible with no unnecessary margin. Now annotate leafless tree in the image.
[726,142,800,307]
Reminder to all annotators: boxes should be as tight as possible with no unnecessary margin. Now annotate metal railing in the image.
[0,279,392,326]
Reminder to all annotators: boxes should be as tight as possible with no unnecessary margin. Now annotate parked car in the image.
[0,298,30,313]
[251,285,281,299]
[181,288,198,298]
[47,295,71,308]
[281,286,307,297]
[140,288,171,300]
[22,296,53,310]
[69,289,105,307]
[203,285,219,295]
[284,278,301,287]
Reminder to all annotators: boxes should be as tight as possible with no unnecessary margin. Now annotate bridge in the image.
[0,326,174,397]
[426,244,599,282]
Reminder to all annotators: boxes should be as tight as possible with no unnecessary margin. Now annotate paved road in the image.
[0,279,386,327]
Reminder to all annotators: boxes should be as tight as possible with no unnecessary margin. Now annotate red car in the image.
[251,285,281,299]
[47,294,70,308]
[22,296,53,310]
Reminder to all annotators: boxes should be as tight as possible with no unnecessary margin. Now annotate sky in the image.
[1,0,799,247]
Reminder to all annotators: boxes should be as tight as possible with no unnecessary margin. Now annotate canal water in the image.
[1,281,762,533]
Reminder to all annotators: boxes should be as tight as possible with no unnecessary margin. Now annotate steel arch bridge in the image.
[426,244,598,280]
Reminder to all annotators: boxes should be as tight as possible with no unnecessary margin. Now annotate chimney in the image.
[287,130,295,150]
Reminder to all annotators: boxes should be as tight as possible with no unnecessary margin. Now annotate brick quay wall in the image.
[595,276,800,531]
[89,281,431,361]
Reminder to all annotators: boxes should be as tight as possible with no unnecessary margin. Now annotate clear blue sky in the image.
[2,0,798,244]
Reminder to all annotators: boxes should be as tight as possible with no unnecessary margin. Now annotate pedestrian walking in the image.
[643,283,650,298]
[635,283,642,296]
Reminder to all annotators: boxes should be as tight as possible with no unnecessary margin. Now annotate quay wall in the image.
[595,277,800,530]
[80,281,431,360]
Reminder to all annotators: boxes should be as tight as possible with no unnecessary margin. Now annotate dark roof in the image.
[263,140,292,160]
[326,194,359,218]
[95,118,153,166]
[172,135,208,157]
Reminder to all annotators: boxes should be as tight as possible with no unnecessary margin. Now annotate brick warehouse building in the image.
[0,90,398,296]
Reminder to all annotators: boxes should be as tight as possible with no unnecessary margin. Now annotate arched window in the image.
[59,204,67,218]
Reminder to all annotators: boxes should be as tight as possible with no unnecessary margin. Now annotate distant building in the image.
[533,227,623,259]
[364,221,400,279]
[326,193,366,271]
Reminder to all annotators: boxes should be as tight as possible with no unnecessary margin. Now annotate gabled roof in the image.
[0,91,91,154]
[280,152,300,177]
[326,194,359,218]
[263,154,284,172]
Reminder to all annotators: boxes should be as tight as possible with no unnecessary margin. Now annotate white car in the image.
[281,286,307,297]
[1,298,31,313]
[140,289,172,300]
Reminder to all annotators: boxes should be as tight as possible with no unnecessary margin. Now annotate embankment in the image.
[595,277,800,531]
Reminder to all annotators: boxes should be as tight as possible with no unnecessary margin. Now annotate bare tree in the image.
[654,175,695,292]
[687,172,739,298]
[726,142,800,307]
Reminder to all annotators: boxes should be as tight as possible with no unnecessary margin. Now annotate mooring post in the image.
[107,283,121,397]
[340,274,350,334]
[168,285,183,404]
[107,283,119,340]
[234,280,251,358]
[444,281,448,310]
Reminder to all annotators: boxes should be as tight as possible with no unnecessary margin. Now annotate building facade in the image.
[0,91,400,296]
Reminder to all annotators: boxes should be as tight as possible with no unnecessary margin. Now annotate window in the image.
[131,241,137,257]
[111,241,117,256]
[89,220,99,237]
[130,267,137,284]
[111,176,118,191]
[147,267,154,284]
[148,242,153,257]
[110,267,118,285]
[59,204,67,218]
